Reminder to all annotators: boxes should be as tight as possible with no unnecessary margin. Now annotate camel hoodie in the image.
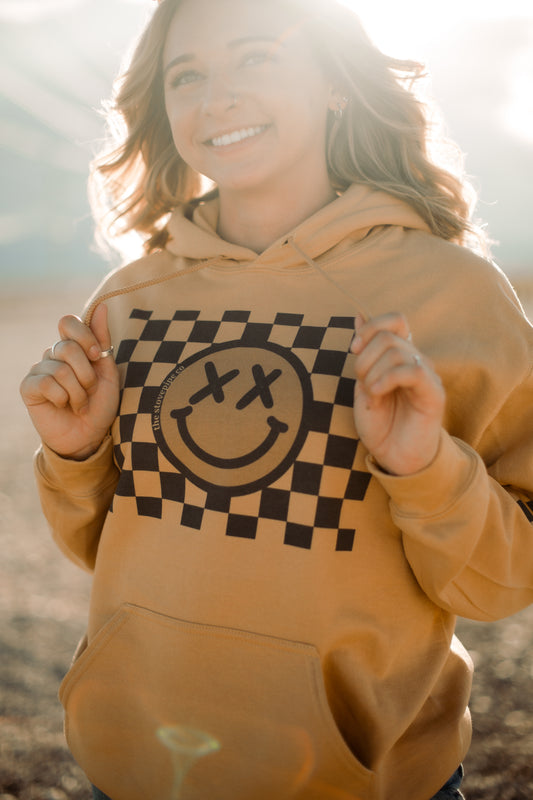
[35,184,533,800]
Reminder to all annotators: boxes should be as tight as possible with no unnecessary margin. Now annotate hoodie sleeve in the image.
[368,361,533,621]
[34,436,120,571]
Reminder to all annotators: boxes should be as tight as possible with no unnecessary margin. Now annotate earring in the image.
[334,96,349,121]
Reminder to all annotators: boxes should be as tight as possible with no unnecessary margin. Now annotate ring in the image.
[412,354,422,366]
[51,340,62,359]
[99,346,114,359]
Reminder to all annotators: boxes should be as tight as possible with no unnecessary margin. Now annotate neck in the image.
[216,176,337,253]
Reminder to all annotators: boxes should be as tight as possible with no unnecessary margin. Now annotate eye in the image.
[240,48,276,68]
[167,69,204,89]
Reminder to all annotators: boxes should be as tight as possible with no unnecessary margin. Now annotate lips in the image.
[206,125,269,148]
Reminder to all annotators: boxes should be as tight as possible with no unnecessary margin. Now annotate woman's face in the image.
[162,0,334,196]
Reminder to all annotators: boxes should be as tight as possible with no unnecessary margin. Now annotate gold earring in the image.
[334,96,349,121]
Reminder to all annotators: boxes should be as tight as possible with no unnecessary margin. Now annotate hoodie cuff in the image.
[34,435,117,497]
[366,430,481,519]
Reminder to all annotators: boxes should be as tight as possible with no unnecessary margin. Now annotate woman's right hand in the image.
[20,303,120,460]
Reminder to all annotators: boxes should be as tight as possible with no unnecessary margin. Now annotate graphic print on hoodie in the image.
[112,306,372,551]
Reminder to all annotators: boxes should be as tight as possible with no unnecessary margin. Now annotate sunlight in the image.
[0,60,101,143]
[501,37,533,145]
[0,0,83,23]
[345,0,533,146]
[347,0,533,57]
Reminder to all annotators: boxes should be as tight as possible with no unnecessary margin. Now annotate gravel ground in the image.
[2,280,533,799]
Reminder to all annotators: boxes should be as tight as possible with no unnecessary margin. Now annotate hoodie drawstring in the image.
[285,236,371,323]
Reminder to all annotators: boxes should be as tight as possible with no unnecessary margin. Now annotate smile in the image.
[170,406,288,468]
[207,126,268,148]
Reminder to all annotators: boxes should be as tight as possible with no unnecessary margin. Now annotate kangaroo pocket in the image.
[59,604,374,800]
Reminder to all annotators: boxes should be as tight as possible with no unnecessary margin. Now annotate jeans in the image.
[430,765,465,799]
[92,765,465,799]
[91,788,112,800]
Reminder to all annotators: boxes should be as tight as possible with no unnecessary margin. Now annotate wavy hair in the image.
[91,0,487,257]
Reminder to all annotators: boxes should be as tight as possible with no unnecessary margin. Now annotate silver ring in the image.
[412,354,422,366]
[99,346,114,359]
[51,340,62,359]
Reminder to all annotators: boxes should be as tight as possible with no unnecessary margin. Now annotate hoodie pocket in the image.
[59,604,374,800]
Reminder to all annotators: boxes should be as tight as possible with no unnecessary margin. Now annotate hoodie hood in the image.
[165,183,431,268]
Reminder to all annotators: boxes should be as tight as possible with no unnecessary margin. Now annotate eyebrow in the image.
[163,35,281,76]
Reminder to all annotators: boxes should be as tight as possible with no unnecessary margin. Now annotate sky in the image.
[354,0,533,146]
[355,0,533,56]
[2,0,533,40]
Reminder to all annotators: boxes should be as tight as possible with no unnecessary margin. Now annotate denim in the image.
[91,787,112,800]
[92,766,465,800]
[429,765,466,799]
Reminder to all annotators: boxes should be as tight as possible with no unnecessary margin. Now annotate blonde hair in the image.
[91,0,487,257]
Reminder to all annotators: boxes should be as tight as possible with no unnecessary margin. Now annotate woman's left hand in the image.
[350,312,446,476]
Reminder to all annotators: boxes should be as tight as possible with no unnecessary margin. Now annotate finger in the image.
[43,359,94,413]
[21,370,70,410]
[22,360,91,413]
[351,312,410,355]
[365,361,445,411]
[359,346,423,392]
[353,329,413,383]
[57,314,102,362]
[44,339,99,394]
[367,370,443,412]
[89,303,112,355]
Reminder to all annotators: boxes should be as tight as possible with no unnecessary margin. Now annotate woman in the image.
[20,0,533,798]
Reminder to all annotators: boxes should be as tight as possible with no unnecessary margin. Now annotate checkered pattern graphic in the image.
[112,308,372,551]
[518,500,533,523]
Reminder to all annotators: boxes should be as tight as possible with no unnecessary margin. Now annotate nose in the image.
[201,71,238,115]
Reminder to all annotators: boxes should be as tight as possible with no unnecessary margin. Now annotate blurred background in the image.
[1,2,533,798]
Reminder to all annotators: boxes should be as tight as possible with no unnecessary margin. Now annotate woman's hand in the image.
[20,304,120,460]
[350,312,445,476]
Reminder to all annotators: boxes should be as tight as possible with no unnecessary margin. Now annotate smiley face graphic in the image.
[153,341,312,494]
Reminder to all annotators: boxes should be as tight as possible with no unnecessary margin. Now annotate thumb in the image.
[89,303,111,352]
[89,303,116,370]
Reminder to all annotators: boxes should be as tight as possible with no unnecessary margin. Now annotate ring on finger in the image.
[98,346,114,359]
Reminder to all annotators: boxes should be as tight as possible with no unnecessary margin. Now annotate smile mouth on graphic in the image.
[170,406,288,469]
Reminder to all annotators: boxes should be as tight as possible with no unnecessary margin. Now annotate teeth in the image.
[210,126,265,147]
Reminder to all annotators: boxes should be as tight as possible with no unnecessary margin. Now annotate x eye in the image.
[189,361,239,405]
[236,364,282,410]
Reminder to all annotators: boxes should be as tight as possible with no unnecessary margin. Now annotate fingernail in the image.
[89,345,100,361]
[350,335,363,353]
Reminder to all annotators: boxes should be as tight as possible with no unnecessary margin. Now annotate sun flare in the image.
[344,0,533,145]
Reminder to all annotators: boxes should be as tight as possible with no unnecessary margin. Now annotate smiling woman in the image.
[91,0,486,257]
[19,1,533,799]
[161,0,336,248]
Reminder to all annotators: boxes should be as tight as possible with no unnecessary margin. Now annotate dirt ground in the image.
[2,280,533,799]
